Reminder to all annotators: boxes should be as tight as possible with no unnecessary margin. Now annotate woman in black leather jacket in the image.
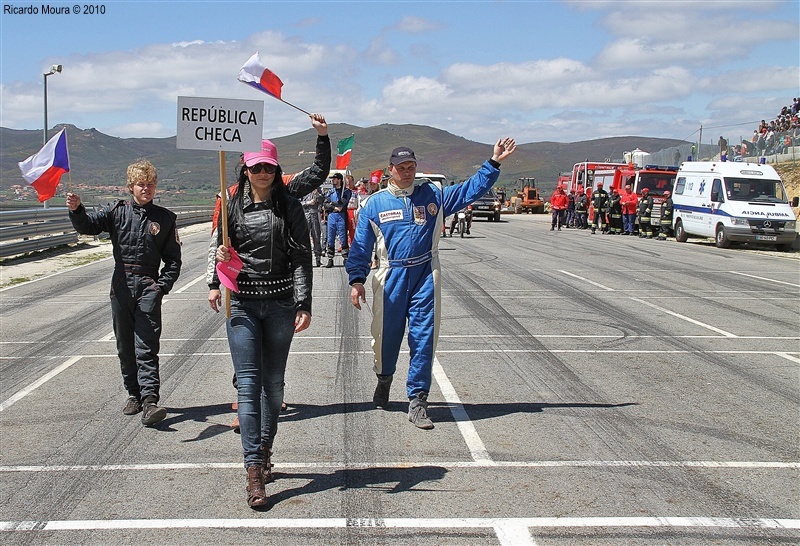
[208,137,312,508]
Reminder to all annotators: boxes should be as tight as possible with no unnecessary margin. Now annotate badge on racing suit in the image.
[149,222,161,236]
[427,203,438,216]
[413,206,427,226]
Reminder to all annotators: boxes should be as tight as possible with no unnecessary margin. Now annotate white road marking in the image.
[775,352,800,364]
[0,356,82,412]
[2,350,797,361]
[0,256,114,292]
[433,357,493,464]
[173,273,207,294]
[728,270,800,287]
[1,516,797,533]
[1,460,795,473]
[557,270,615,291]
[495,522,538,545]
[630,297,738,337]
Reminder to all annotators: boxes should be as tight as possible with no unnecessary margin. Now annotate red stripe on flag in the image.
[259,69,283,99]
[336,151,352,170]
[31,166,66,202]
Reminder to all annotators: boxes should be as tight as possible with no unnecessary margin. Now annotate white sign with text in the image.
[176,96,263,151]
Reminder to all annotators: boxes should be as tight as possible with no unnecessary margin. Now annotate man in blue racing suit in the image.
[347,138,516,429]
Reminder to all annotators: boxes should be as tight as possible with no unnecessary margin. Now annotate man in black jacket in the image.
[67,160,182,426]
[637,188,654,239]
[591,182,610,234]
[657,190,674,240]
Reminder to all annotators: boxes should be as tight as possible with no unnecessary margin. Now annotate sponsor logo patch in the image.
[427,203,438,216]
[149,222,161,236]
[379,209,404,223]
[413,206,427,225]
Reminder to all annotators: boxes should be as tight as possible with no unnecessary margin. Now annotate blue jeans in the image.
[226,297,296,468]
[623,213,636,234]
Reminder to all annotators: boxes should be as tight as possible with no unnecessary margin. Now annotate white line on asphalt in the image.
[173,273,207,294]
[557,270,615,291]
[0,356,82,412]
[775,352,800,364]
[1,516,797,533]
[2,350,798,360]
[432,357,493,464]
[2,460,796,473]
[0,256,113,293]
[728,270,800,287]
[495,522,538,545]
[629,297,738,337]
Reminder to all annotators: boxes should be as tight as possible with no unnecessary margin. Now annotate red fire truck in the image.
[566,161,677,227]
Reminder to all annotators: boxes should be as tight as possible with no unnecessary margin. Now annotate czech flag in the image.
[18,128,70,202]
[238,52,283,99]
[336,134,355,170]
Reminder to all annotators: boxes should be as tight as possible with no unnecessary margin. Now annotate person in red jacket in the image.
[550,185,569,231]
[620,184,638,235]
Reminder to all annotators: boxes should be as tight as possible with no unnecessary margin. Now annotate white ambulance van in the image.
[672,161,798,251]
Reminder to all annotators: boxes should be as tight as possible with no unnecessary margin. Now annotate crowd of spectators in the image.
[728,98,800,160]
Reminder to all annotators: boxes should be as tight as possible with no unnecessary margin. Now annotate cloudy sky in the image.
[1,0,797,145]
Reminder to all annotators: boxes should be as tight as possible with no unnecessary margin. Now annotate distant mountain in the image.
[1,124,687,197]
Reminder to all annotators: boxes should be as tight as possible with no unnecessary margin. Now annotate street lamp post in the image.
[42,64,62,208]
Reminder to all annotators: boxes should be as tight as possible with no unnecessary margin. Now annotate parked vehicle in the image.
[672,161,798,250]
[414,173,448,186]
[472,188,502,221]
[513,177,545,214]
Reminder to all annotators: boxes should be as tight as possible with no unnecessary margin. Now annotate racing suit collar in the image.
[387,181,416,197]
[131,198,154,211]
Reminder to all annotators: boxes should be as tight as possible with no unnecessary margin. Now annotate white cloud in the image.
[394,16,441,33]
[1,5,797,145]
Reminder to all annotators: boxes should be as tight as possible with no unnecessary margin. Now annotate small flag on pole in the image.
[238,52,284,99]
[18,128,70,202]
[336,134,355,170]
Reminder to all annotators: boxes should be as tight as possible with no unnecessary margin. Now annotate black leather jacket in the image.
[212,193,312,312]
[207,135,330,305]
[69,199,182,294]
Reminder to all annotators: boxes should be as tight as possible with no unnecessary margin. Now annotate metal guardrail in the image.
[0,206,213,259]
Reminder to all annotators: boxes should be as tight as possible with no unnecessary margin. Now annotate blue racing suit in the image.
[346,160,501,398]
[325,186,352,260]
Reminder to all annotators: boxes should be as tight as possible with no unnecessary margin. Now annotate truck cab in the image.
[513,177,545,213]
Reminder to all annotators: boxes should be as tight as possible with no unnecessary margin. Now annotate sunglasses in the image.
[248,163,277,174]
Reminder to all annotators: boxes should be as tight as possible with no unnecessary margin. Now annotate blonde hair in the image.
[126,160,157,192]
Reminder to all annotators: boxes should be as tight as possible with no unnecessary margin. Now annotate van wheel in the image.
[715,225,731,248]
[674,220,688,243]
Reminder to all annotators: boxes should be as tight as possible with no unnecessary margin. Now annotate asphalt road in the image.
[1,213,798,545]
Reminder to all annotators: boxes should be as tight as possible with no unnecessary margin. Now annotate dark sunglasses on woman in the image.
[248,163,277,174]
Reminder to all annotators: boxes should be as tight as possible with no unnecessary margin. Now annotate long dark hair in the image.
[228,164,302,250]
[228,163,289,225]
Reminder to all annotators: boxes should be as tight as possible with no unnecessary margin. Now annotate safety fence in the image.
[0,206,213,259]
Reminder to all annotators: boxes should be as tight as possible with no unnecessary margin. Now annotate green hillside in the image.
[1,124,686,208]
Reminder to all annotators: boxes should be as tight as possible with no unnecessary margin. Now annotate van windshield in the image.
[724,178,787,203]
[637,173,675,196]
